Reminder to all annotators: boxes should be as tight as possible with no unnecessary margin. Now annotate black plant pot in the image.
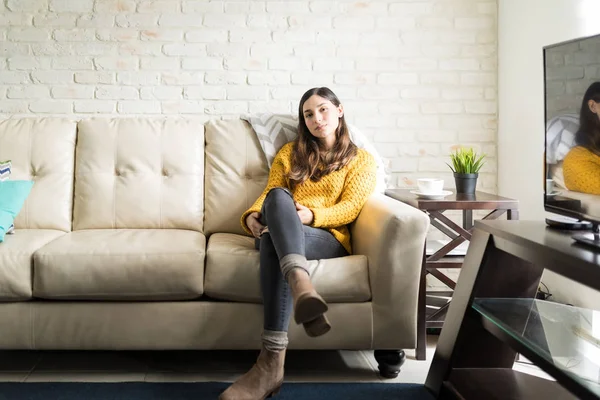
[454,172,478,194]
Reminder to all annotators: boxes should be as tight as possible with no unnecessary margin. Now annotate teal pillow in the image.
[0,180,34,242]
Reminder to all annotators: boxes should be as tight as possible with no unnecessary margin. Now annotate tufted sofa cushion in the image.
[204,119,269,236]
[0,118,76,231]
[73,119,205,231]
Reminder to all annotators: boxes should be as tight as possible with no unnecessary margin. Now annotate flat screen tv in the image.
[544,33,600,247]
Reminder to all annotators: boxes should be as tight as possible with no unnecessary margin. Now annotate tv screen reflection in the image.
[545,33,600,222]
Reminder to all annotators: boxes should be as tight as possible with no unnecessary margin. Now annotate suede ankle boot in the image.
[218,346,286,400]
[302,314,331,337]
[287,268,328,325]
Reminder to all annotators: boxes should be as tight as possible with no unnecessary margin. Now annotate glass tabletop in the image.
[472,298,600,397]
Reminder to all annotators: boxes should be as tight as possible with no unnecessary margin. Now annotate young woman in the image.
[219,87,377,400]
[564,81,600,195]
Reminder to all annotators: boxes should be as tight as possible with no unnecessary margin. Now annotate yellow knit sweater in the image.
[241,142,377,254]
[563,146,600,195]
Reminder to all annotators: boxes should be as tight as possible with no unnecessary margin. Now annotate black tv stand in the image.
[572,222,600,249]
[425,220,600,400]
[545,216,593,230]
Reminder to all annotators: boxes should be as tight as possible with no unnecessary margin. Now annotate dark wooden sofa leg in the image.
[374,350,406,378]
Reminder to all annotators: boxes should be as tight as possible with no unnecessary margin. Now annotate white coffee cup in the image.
[546,178,554,194]
[417,178,444,194]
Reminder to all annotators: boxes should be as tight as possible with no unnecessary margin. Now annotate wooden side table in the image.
[385,189,519,361]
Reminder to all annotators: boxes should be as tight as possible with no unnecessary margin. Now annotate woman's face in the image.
[302,95,344,149]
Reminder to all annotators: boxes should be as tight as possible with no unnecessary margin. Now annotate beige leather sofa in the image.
[0,118,429,359]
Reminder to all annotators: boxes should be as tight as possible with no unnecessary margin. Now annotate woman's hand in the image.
[246,212,265,238]
[295,202,314,225]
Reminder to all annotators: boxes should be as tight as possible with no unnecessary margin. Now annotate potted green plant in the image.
[447,147,486,194]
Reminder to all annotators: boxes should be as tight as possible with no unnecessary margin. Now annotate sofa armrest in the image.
[351,193,430,349]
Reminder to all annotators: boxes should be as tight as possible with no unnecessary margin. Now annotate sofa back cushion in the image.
[204,119,268,236]
[0,118,76,231]
[73,118,204,231]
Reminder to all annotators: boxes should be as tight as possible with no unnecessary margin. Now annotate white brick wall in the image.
[0,0,498,194]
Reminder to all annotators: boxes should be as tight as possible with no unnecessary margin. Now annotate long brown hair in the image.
[288,87,357,190]
[575,81,600,156]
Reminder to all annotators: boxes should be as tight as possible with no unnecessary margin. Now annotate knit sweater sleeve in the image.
[563,146,600,195]
[240,145,290,235]
[310,151,377,229]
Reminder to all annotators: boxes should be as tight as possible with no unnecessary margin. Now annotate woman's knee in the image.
[264,187,293,207]
[266,186,292,198]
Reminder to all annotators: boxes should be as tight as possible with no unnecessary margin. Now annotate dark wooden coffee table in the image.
[385,189,519,360]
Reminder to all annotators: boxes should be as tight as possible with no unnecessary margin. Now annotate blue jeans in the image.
[256,188,348,332]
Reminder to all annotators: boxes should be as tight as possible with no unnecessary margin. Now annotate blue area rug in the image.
[0,382,434,400]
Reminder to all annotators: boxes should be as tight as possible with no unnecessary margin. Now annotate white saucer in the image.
[410,190,453,199]
[546,191,561,197]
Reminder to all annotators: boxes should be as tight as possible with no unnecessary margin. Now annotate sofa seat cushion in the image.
[204,233,371,303]
[0,229,66,301]
[33,229,206,301]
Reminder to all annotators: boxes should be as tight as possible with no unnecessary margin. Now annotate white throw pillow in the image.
[242,113,389,193]
[546,113,578,164]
